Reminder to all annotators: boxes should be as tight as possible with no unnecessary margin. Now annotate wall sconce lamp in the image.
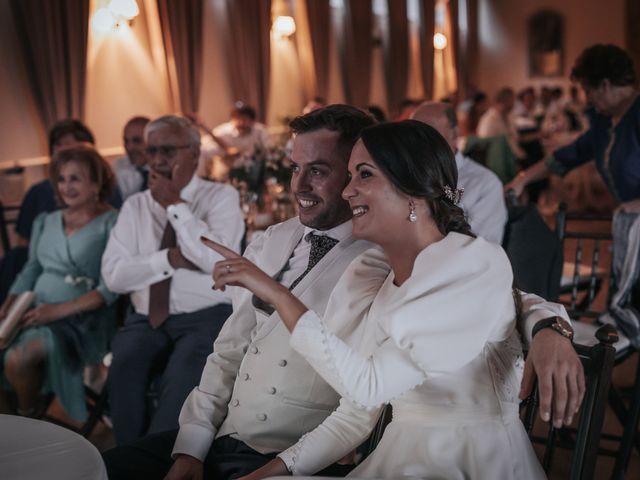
[433,32,448,50]
[272,15,296,39]
[92,0,140,34]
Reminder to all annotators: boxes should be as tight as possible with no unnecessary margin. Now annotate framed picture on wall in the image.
[528,10,564,77]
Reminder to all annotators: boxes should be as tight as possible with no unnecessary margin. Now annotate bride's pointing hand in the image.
[201,236,309,332]
[201,236,286,306]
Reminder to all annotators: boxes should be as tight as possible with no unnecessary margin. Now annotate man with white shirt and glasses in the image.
[103,106,583,480]
[101,115,244,445]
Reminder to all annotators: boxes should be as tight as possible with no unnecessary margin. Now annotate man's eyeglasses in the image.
[145,145,192,158]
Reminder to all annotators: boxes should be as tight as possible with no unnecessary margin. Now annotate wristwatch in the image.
[532,316,574,341]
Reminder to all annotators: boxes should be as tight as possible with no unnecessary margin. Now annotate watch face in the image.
[556,318,573,331]
[552,318,574,339]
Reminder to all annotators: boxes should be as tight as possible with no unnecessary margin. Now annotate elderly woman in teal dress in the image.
[0,145,118,420]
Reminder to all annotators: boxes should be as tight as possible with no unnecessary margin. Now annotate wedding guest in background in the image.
[411,101,507,243]
[212,103,271,159]
[540,86,569,135]
[0,120,97,304]
[513,87,539,130]
[101,115,244,445]
[0,145,118,421]
[15,120,96,245]
[564,85,586,131]
[506,44,640,214]
[511,87,548,203]
[477,87,526,159]
[467,91,489,135]
[112,116,151,202]
[183,113,234,180]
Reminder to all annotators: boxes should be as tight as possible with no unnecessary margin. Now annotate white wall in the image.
[476,0,625,98]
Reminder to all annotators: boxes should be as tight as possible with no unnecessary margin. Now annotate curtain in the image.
[627,0,640,78]
[223,0,271,122]
[157,0,203,114]
[296,0,331,101]
[418,0,435,100]
[339,0,373,107]
[448,0,477,100]
[447,0,461,97]
[383,0,409,116]
[10,0,89,132]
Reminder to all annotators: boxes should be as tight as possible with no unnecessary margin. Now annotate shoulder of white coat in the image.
[346,246,390,279]
[411,233,512,289]
[329,246,390,299]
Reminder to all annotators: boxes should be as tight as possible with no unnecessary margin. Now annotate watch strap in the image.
[532,316,573,340]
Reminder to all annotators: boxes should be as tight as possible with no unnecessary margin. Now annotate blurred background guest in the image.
[112,116,151,203]
[477,87,526,160]
[212,102,271,160]
[507,44,640,213]
[462,91,489,137]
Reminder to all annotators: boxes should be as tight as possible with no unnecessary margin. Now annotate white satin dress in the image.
[289,233,545,479]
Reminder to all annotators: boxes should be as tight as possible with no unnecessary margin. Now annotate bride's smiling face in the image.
[342,140,412,243]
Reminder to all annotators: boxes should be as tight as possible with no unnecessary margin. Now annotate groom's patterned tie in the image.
[288,233,339,291]
[252,232,339,314]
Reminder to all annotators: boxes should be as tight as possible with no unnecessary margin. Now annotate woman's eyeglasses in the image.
[145,145,192,158]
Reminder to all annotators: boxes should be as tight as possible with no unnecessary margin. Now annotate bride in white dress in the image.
[204,120,545,479]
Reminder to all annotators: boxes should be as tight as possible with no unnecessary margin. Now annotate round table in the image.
[0,414,106,480]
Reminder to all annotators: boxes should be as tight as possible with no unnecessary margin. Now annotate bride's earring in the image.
[408,200,417,223]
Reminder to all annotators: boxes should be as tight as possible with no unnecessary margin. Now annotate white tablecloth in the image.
[0,414,106,480]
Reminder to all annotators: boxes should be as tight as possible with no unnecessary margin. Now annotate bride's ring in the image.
[225,265,232,273]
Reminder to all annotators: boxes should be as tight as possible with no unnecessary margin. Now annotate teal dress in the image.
[3,209,118,421]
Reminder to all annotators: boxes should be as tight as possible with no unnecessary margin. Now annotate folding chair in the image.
[40,361,111,438]
[521,324,618,479]
[555,204,640,479]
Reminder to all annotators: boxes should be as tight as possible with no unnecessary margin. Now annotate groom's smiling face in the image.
[289,128,353,231]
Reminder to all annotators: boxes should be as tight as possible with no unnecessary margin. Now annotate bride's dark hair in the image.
[358,120,474,237]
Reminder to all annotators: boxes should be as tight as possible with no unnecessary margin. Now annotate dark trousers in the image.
[103,429,355,480]
[108,304,231,445]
